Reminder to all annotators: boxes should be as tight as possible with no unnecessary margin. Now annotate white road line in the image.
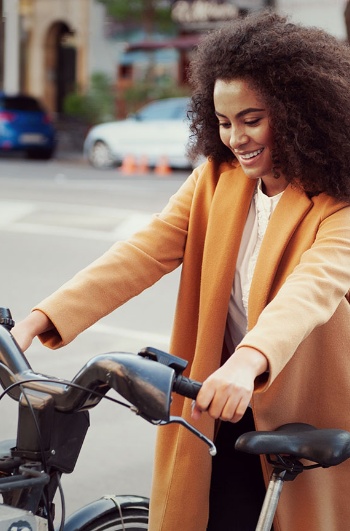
[0,199,152,220]
[0,200,153,241]
[0,200,36,225]
[88,322,170,346]
[2,223,123,241]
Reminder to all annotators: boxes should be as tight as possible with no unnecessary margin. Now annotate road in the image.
[0,157,189,518]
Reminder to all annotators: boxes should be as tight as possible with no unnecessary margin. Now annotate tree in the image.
[63,72,115,124]
[97,0,173,35]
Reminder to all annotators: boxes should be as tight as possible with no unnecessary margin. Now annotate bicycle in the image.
[1,306,350,531]
[0,307,214,531]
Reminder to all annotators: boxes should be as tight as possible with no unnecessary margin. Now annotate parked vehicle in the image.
[0,92,56,160]
[83,97,194,170]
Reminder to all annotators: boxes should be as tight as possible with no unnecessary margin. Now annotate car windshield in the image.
[1,96,44,112]
[135,99,189,121]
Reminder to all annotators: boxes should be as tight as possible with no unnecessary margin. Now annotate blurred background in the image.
[1,0,349,158]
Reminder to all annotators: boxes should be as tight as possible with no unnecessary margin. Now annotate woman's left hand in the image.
[191,347,268,423]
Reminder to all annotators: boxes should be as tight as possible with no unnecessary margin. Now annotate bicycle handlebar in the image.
[172,374,202,400]
[0,309,202,423]
[0,308,217,456]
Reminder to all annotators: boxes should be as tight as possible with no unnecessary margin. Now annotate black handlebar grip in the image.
[0,307,15,330]
[173,374,202,400]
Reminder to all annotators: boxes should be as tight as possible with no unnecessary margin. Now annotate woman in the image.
[12,11,350,531]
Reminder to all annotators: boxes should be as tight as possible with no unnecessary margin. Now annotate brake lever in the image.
[158,416,217,456]
[129,405,216,456]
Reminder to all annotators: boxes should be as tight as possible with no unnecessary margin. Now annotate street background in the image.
[0,153,188,518]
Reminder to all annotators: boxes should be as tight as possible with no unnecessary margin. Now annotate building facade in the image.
[1,0,349,117]
[1,0,118,114]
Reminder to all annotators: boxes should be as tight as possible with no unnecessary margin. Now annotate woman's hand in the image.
[11,310,53,352]
[191,347,268,423]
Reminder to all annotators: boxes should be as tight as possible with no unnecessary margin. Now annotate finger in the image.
[206,391,235,419]
[227,399,250,423]
[215,390,251,422]
[205,382,239,419]
[191,403,203,420]
[195,385,215,413]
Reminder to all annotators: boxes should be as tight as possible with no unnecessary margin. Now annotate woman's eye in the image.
[218,122,231,129]
[245,118,261,126]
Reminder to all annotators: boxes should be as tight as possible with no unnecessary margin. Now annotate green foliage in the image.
[63,72,115,124]
[97,0,173,32]
[124,76,190,115]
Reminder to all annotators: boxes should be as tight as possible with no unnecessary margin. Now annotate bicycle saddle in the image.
[235,423,350,467]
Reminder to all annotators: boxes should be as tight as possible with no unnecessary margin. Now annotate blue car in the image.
[0,92,56,159]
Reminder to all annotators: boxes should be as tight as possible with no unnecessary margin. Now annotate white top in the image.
[225,180,284,354]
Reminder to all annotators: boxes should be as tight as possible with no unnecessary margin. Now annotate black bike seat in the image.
[235,423,350,467]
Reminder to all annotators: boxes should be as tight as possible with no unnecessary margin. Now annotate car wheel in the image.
[89,140,115,169]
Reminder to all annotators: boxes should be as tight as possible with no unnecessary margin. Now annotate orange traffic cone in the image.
[155,156,172,176]
[138,155,150,174]
[120,154,137,175]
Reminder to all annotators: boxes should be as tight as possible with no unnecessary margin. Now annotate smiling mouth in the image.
[238,148,264,160]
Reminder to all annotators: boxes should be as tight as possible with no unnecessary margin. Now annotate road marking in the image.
[0,200,36,224]
[0,200,153,241]
[88,322,170,346]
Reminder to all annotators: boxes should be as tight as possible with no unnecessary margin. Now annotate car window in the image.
[2,96,43,112]
[136,99,189,121]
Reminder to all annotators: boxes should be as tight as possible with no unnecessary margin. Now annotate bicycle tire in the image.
[62,495,149,531]
[80,507,148,530]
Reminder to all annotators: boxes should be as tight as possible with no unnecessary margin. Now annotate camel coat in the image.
[36,160,350,531]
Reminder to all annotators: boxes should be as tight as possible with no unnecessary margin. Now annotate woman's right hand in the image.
[11,310,53,351]
[191,346,268,423]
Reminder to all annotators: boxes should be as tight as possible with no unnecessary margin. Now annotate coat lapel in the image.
[198,166,256,353]
[248,184,313,329]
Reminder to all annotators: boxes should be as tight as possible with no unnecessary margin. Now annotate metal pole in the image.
[3,0,19,94]
[256,469,286,531]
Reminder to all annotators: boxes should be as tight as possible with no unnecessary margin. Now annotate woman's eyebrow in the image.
[215,108,265,119]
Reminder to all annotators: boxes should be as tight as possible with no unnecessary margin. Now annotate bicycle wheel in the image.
[62,495,149,531]
[81,507,148,530]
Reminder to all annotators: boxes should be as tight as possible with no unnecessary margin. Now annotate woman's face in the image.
[213,78,288,196]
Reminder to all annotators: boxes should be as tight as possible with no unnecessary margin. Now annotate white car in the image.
[83,97,194,170]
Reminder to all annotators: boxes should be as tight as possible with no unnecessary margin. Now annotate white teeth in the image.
[240,148,263,159]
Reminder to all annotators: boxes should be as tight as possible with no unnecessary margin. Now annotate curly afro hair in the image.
[187,10,350,200]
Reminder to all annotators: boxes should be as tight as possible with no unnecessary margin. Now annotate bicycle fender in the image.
[61,494,149,531]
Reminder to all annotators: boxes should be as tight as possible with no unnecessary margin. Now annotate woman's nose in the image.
[229,128,249,149]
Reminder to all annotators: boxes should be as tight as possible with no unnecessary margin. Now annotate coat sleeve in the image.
[237,204,350,388]
[34,170,200,348]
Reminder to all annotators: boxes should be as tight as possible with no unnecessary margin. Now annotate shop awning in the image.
[126,34,201,52]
